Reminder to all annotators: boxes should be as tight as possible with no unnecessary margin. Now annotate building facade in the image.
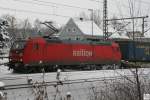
[59,18,103,40]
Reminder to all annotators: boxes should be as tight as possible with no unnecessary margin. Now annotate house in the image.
[59,18,103,40]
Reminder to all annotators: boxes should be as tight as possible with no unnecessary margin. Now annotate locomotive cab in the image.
[111,42,122,63]
[9,40,26,70]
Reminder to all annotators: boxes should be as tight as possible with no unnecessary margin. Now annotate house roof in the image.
[73,19,103,36]
[59,18,130,39]
[109,32,129,39]
[108,27,129,39]
[73,18,128,38]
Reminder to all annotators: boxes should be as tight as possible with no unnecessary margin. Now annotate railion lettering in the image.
[73,49,93,57]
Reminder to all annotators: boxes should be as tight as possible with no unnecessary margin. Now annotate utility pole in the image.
[89,9,94,36]
[142,17,148,36]
[142,18,144,37]
[92,10,93,37]
[132,17,135,41]
[103,0,108,40]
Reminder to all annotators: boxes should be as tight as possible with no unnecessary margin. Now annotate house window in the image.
[67,28,71,32]
[72,28,76,32]
[76,37,80,40]
[33,43,39,50]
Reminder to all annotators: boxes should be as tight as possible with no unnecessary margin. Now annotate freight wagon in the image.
[116,40,150,62]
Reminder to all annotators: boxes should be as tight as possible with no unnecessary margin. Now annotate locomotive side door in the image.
[111,43,121,63]
[32,42,44,64]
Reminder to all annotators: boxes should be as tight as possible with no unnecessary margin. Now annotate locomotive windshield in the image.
[11,41,26,49]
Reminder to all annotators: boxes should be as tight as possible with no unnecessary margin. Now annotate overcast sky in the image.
[0,0,100,24]
[0,0,150,28]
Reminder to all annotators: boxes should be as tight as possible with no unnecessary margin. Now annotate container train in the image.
[116,40,150,62]
[8,37,121,73]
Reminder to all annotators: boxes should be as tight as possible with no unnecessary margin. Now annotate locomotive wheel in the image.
[27,67,36,73]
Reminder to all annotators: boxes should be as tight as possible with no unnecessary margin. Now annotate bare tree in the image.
[1,14,18,41]
[34,19,42,32]
[110,16,131,36]
[90,10,102,28]
[20,18,32,38]
[79,11,102,28]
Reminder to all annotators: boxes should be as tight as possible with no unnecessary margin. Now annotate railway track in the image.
[0,70,149,90]
[0,68,149,100]
[2,74,148,90]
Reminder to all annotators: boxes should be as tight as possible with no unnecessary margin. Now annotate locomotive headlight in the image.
[9,58,12,61]
[20,59,23,62]
[39,60,43,64]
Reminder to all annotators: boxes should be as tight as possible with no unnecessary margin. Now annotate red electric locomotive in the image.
[8,37,121,73]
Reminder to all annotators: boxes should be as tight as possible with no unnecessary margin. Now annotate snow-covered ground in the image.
[0,57,150,100]
[0,58,12,74]
[0,65,11,74]
[0,68,149,85]
[0,67,149,100]
[0,58,9,64]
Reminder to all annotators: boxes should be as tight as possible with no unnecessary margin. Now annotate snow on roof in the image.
[108,27,129,39]
[73,19,103,36]
[120,34,129,39]
[109,32,120,38]
[110,33,129,39]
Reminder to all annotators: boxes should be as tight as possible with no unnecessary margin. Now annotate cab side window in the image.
[33,43,39,50]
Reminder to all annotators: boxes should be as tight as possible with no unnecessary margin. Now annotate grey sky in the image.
[0,0,100,24]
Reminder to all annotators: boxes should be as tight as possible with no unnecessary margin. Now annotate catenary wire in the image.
[18,0,101,10]
[0,6,75,18]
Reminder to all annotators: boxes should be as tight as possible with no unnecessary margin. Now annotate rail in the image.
[1,74,148,90]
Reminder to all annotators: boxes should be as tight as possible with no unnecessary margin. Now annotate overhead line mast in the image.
[103,0,108,40]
